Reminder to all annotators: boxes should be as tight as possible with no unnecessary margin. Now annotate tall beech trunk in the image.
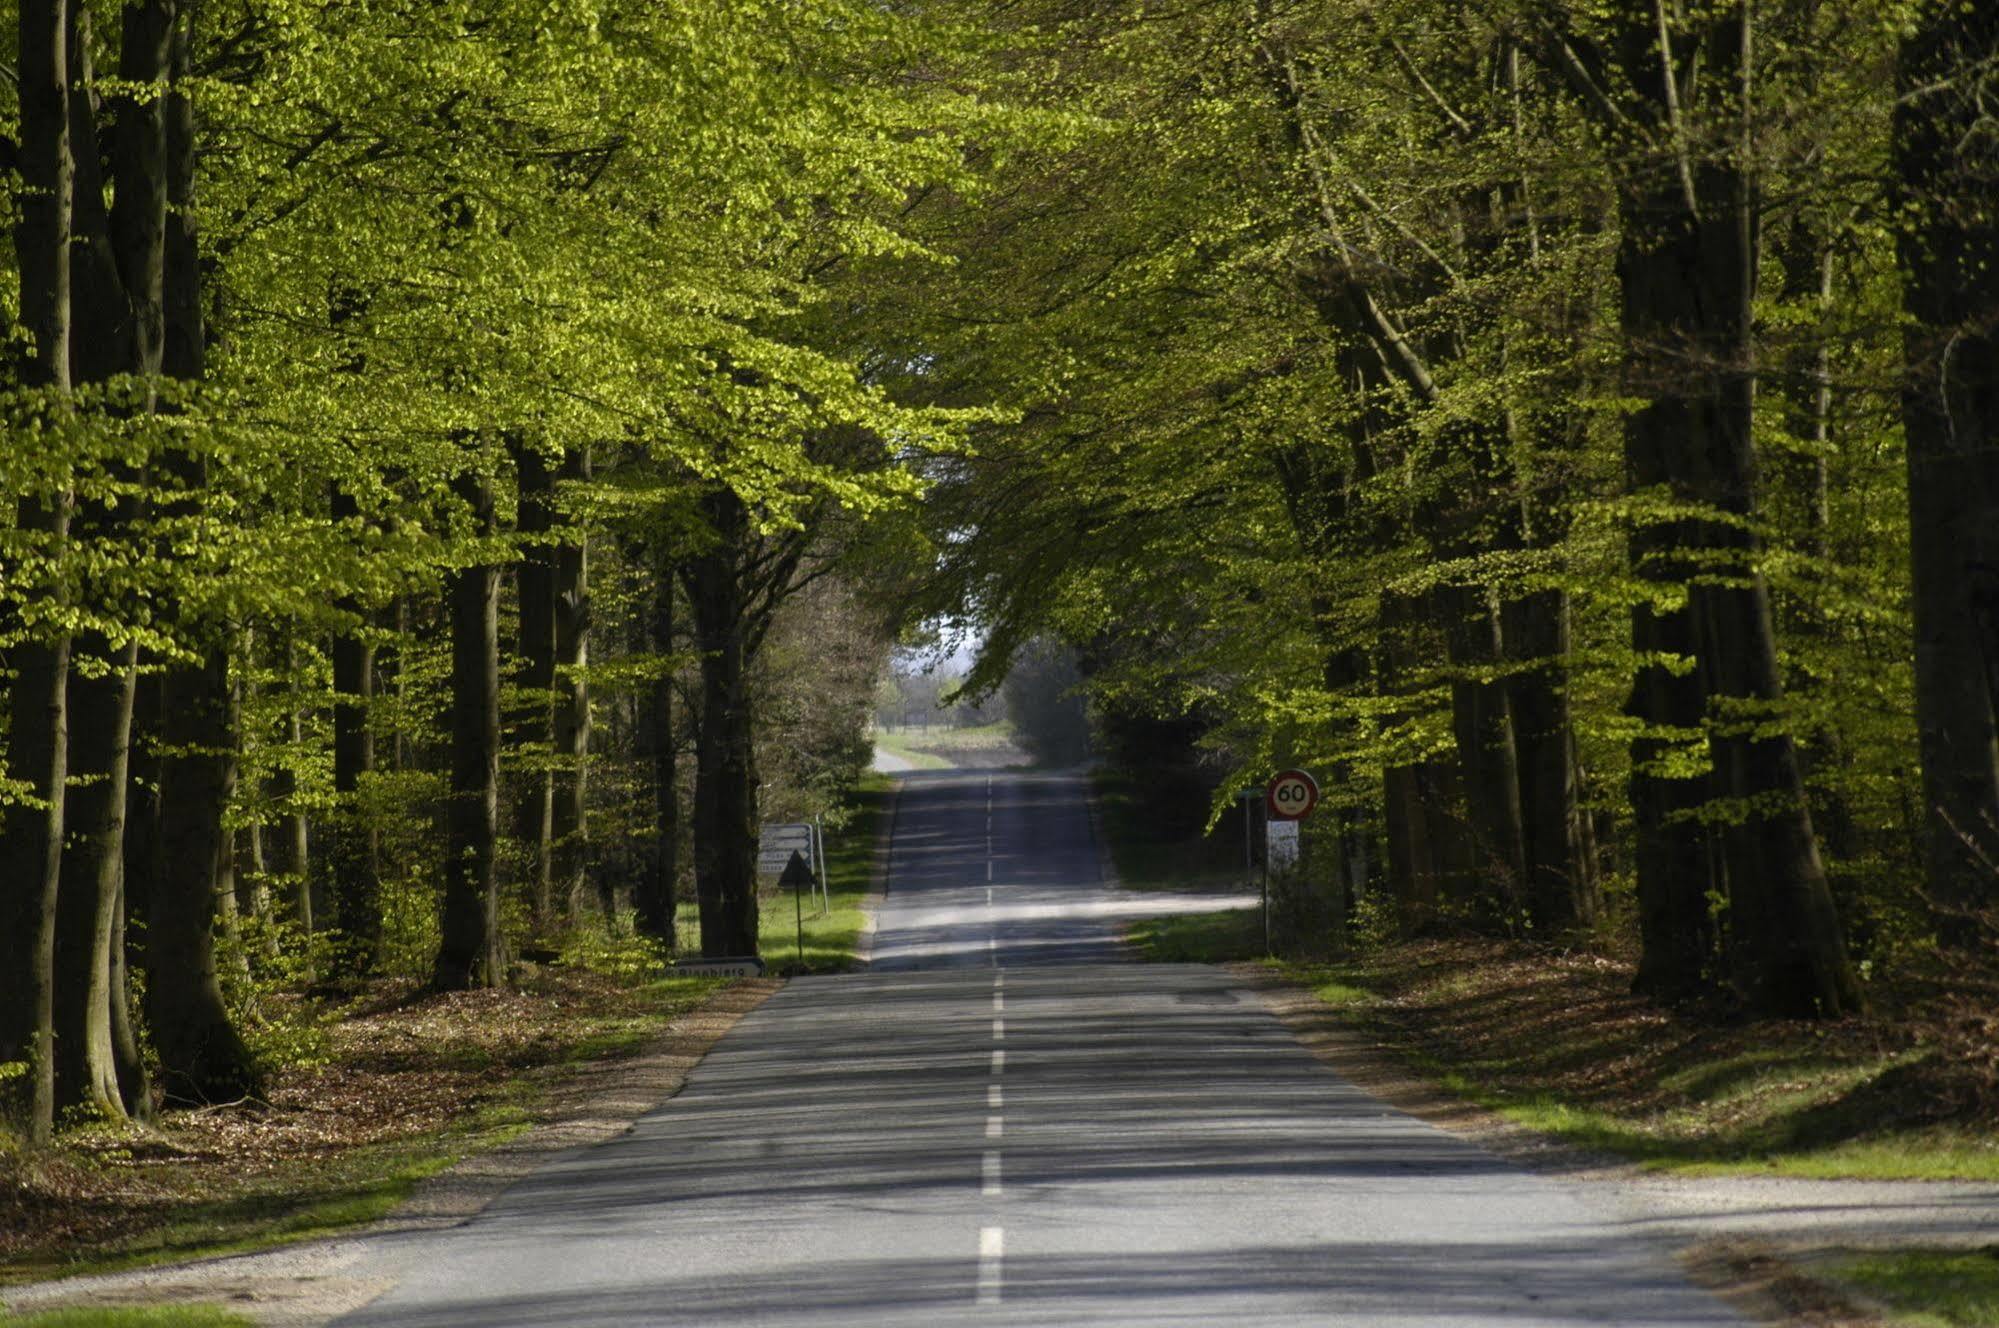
[1606,2,1859,1016]
[152,643,260,1103]
[635,543,679,941]
[329,487,381,971]
[48,0,174,1121]
[1774,221,1859,864]
[1894,0,1999,940]
[145,9,259,1102]
[434,473,504,990]
[687,489,759,958]
[5,0,82,1142]
[551,446,592,919]
[1504,588,1600,932]
[271,639,312,933]
[53,638,141,1119]
[1442,583,1528,922]
[509,440,557,925]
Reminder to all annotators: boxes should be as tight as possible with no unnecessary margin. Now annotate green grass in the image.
[1127,908,1264,962]
[762,774,892,975]
[872,729,950,770]
[4,1309,253,1327]
[1826,1248,1999,1326]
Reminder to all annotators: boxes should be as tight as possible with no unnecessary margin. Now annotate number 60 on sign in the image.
[1265,769,1319,821]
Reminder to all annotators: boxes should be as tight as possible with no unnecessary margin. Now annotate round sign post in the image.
[1259,770,1319,960]
[1265,769,1320,821]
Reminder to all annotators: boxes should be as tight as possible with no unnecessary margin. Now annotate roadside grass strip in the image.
[758,774,892,975]
[3,1307,253,1326]
[1827,1248,1999,1327]
[1114,850,1998,1184]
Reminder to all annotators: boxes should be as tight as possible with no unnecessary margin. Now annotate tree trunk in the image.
[1894,0,1999,941]
[273,641,312,933]
[53,638,140,1120]
[1611,3,1860,1016]
[145,4,258,1103]
[1443,583,1528,925]
[151,645,261,1104]
[687,489,759,958]
[434,472,504,990]
[3,0,73,1144]
[1773,221,1859,864]
[329,490,381,972]
[635,542,679,941]
[1504,589,1600,933]
[552,446,593,920]
[509,439,557,927]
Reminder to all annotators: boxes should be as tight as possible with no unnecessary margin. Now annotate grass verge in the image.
[872,730,950,770]
[1125,908,1999,1181]
[4,1309,254,1326]
[760,773,893,975]
[1823,1248,1999,1326]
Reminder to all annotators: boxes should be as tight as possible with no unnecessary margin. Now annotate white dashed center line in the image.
[976,1226,1004,1305]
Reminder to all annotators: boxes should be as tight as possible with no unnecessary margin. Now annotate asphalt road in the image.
[333,769,1748,1327]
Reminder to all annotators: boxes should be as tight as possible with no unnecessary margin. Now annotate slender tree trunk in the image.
[1443,583,1528,925]
[552,446,592,920]
[1894,0,1999,941]
[434,472,504,990]
[53,638,140,1119]
[273,640,312,933]
[1774,221,1860,864]
[687,489,759,958]
[509,440,557,927]
[635,542,679,941]
[329,490,381,972]
[145,4,258,1102]
[152,644,261,1103]
[1,0,74,1141]
[1504,589,1600,932]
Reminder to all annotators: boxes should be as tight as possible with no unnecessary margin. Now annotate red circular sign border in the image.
[1265,769,1320,821]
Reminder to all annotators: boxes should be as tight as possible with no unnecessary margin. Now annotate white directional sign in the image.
[1265,769,1320,821]
[757,823,818,877]
[1266,820,1301,872]
[675,957,767,978]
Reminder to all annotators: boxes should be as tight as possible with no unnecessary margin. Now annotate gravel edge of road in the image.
[1,978,785,1328]
[1236,965,1906,1328]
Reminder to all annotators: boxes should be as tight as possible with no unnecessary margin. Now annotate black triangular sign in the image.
[778,850,814,889]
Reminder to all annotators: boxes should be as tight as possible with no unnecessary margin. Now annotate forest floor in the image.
[1126,911,1999,1182]
[0,964,762,1290]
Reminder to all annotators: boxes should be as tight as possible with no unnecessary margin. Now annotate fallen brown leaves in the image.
[1322,937,1998,1152]
[0,966,721,1280]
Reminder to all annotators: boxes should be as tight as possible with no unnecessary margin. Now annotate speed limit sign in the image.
[1265,769,1320,821]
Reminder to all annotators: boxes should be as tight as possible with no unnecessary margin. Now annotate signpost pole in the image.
[779,851,813,975]
[1262,769,1320,962]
